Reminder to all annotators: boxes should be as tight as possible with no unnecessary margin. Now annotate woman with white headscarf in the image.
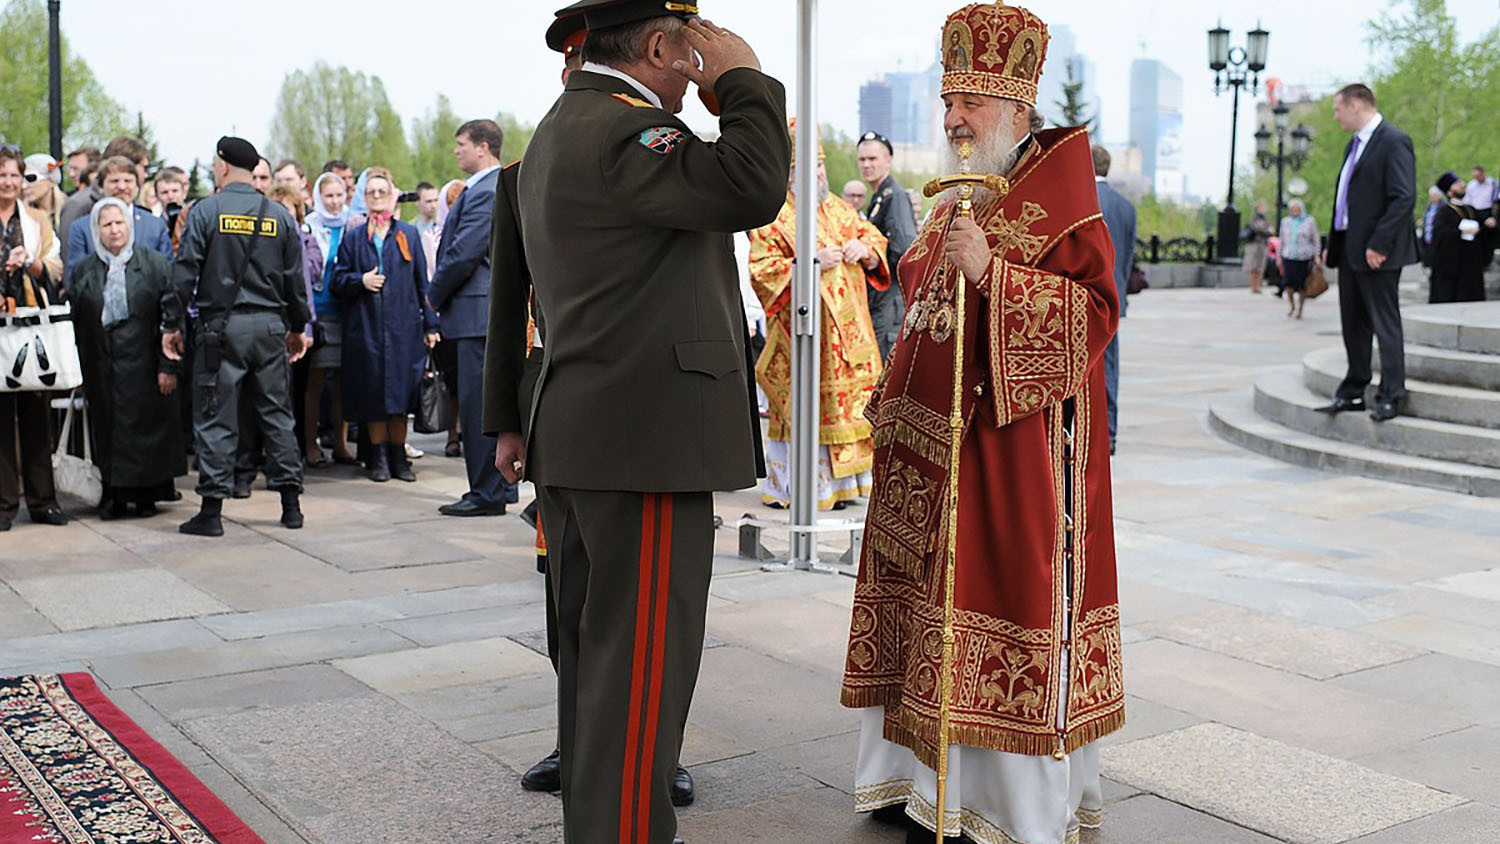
[303,171,363,466]
[69,198,185,519]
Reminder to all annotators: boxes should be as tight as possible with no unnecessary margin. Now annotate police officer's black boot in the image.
[387,443,416,483]
[368,444,392,483]
[179,497,224,537]
[279,488,304,530]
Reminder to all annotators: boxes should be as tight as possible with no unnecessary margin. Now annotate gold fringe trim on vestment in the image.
[839,695,1126,772]
[872,419,951,469]
[857,779,1091,844]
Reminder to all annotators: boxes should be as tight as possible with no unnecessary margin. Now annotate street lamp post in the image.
[1208,21,1268,261]
[1255,100,1313,226]
[48,0,62,160]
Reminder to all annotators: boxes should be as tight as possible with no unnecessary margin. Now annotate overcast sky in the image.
[59,0,1497,199]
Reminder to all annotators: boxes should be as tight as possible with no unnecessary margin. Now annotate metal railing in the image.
[1133,235,1218,265]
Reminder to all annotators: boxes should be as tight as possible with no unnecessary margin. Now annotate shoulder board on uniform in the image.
[504,158,522,170]
[611,92,656,109]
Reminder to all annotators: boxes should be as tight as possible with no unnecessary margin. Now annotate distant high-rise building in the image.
[859,56,944,146]
[1037,25,1101,132]
[859,80,893,141]
[1130,58,1184,201]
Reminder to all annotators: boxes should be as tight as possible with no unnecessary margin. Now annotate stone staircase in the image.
[1209,302,1500,497]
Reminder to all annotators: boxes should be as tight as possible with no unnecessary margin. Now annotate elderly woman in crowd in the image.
[304,171,360,466]
[332,168,438,483]
[270,184,323,466]
[1244,199,1273,294]
[1277,198,1322,320]
[69,198,185,519]
[0,146,66,530]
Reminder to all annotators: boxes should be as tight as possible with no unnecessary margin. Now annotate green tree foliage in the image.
[1365,0,1499,192]
[1051,60,1098,136]
[409,94,463,187]
[0,0,130,155]
[497,113,537,165]
[1249,0,1498,232]
[269,63,413,188]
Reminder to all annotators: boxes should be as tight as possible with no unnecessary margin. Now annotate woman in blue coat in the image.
[332,168,439,483]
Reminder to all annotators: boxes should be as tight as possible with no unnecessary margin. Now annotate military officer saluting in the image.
[511,1,790,841]
[162,136,311,537]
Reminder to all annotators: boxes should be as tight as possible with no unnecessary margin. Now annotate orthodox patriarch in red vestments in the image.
[749,120,891,510]
[840,4,1124,843]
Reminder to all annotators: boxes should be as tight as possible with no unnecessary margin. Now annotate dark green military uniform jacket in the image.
[518,67,790,493]
[481,161,531,440]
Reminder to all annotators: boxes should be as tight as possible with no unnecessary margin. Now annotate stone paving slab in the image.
[1331,653,1500,729]
[183,694,557,843]
[676,785,905,844]
[687,645,859,751]
[9,568,230,631]
[1103,723,1465,844]
[1357,613,1500,668]
[134,664,376,722]
[333,637,552,696]
[1123,639,1469,759]
[1345,802,1500,843]
[199,598,405,640]
[393,673,559,743]
[1082,793,1286,844]
[0,585,56,638]
[1138,606,1425,679]
[87,624,416,688]
[0,618,223,672]
[1369,585,1500,630]
[1355,725,1500,807]
[107,687,311,844]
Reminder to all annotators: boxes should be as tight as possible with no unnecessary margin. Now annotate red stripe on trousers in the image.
[619,494,658,843]
[635,494,674,844]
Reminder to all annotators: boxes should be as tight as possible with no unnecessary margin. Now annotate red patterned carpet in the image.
[0,673,263,844]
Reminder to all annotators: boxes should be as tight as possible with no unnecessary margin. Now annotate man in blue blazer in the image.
[1093,145,1136,454]
[430,119,517,516]
[66,156,172,271]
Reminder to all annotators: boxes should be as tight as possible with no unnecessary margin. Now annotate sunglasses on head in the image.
[858,131,894,155]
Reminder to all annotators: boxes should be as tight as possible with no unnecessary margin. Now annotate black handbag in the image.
[414,351,452,434]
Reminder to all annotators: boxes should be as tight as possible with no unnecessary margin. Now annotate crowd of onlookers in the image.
[0,124,514,532]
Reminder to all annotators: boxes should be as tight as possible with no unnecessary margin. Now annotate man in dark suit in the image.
[1319,83,1417,422]
[429,119,517,516]
[512,2,789,841]
[1093,145,1136,454]
[856,130,914,361]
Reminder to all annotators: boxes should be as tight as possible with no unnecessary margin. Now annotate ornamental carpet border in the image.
[0,673,265,844]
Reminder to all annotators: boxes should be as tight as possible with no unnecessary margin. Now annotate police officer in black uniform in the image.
[162,137,311,537]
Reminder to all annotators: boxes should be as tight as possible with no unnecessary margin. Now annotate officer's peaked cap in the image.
[545,10,587,54]
[216,136,260,172]
[553,0,698,33]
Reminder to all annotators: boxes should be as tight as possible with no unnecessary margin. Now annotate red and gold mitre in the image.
[939,2,1050,106]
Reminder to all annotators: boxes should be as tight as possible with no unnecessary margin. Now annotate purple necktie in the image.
[1335,136,1360,230]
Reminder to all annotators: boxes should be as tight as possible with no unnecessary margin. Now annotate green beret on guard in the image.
[553,0,698,33]
[216,136,260,171]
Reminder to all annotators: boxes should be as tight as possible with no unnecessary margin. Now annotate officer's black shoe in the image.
[387,444,416,483]
[520,749,561,792]
[30,506,69,526]
[906,825,966,844]
[99,498,127,521]
[279,488,304,530]
[368,447,392,483]
[1370,400,1399,422]
[134,501,158,519]
[180,498,224,537]
[0,516,11,532]
[439,499,507,517]
[1314,396,1365,415]
[231,477,253,499]
[519,500,539,530]
[671,766,695,807]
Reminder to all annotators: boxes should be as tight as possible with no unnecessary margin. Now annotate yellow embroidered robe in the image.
[749,192,890,478]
